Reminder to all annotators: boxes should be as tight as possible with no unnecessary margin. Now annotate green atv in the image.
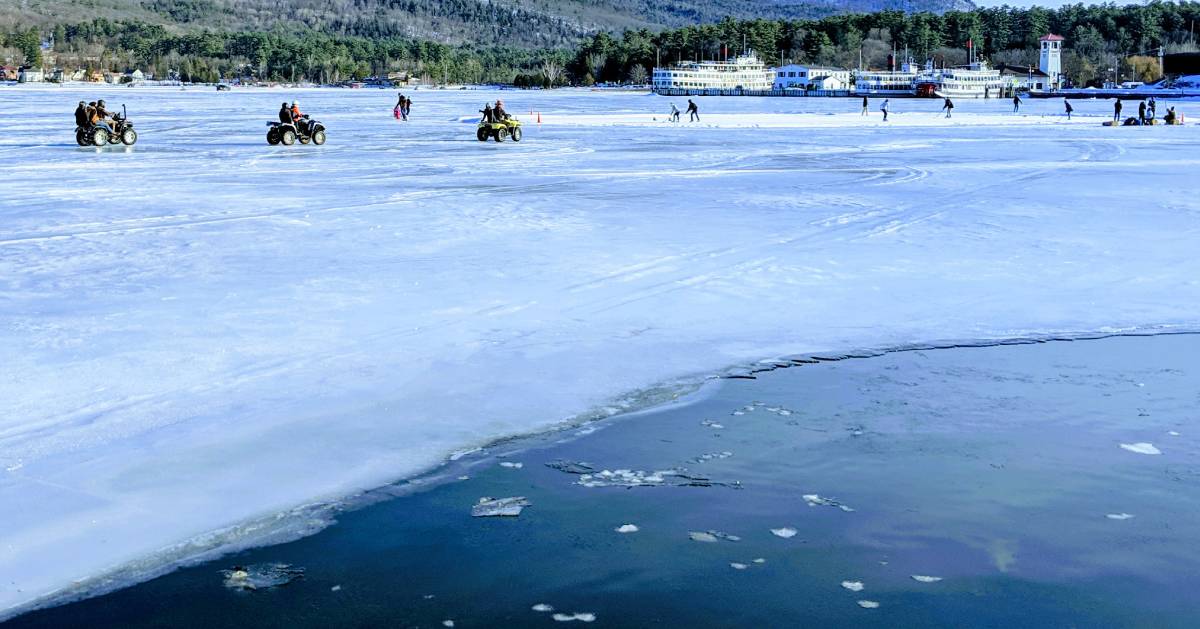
[477,117,522,143]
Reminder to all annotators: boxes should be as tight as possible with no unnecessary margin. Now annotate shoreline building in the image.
[652,53,775,92]
[773,65,851,90]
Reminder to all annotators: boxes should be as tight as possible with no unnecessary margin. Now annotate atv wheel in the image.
[122,129,137,145]
[311,130,326,145]
[280,129,296,145]
[495,127,508,142]
[476,127,489,142]
[510,126,522,142]
[91,128,109,146]
[267,129,280,145]
[76,129,88,146]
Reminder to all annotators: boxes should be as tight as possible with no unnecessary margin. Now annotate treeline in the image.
[569,3,1200,85]
[7,3,1200,86]
[2,19,570,84]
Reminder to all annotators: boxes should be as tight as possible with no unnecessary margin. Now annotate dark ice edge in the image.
[6,324,1197,622]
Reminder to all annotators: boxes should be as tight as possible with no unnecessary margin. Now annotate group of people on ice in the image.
[394,94,413,120]
[666,99,701,122]
[73,99,116,133]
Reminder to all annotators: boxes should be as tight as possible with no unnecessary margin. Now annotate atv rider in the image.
[279,102,294,125]
[290,101,311,135]
[74,101,90,128]
[479,102,494,123]
[91,100,115,134]
[493,99,510,121]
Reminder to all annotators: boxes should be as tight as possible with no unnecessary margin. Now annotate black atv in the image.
[266,116,327,146]
[76,105,138,147]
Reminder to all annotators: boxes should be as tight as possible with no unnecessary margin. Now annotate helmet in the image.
[98,99,106,106]
[282,102,288,107]
[79,100,86,106]
[291,101,297,106]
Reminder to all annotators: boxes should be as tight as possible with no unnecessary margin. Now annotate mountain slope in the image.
[3,0,976,47]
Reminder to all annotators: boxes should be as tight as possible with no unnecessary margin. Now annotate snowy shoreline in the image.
[3,88,1200,621]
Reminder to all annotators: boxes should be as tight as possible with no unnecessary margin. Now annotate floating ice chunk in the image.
[777,409,792,416]
[731,411,745,416]
[911,575,943,583]
[552,612,596,622]
[499,461,524,469]
[443,621,455,628]
[424,594,435,600]
[841,581,864,592]
[1106,513,1136,520]
[545,460,737,488]
[331,584,342,592]
[701,419,725,429]
[753,558,766,564]
[730,562,748,570]
[457,475,470,481]
[770,527,798,539]
[1120,442,1162,455]
[1168,431,1181,437]
[857,600,880,609]
[532,603,555,612]
[689,531,718,543]
[803,494,855,512]
[688,451,734,464]
[471,496,531,517]
[221,563,305,591]
[615,524,639,533]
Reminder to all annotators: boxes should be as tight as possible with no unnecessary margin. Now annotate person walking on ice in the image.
[880,98,889,121]
[1113,99,1122,122]
[686,99,699,122]
[1064,99,1073,120]
[942,97,954,118]
[1012,94,1021,113]
[861,95,869,116]
[670,102,681,122]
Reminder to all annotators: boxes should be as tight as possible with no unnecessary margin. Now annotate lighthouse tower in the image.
[1039,34,1064,88]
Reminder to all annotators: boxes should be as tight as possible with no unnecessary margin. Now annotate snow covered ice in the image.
[3,86,1200,618]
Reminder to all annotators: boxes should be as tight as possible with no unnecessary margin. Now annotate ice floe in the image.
[1168,431,1181,437]
[552,612,596,622]
[687,451,734,464]
[1119,442,1162,455]
[499,461,524,469]
[532,603,555,612]
[911,575,943,583]
[545,460,739,488]
[689,530,741,543]
[803,494,855,512]
[220,563,305,591]
[471,496,531,517]
[701,419,725,429]
[331,584,342,592]
[841,580,865,592]
[730,562,748,570]
[615,524,639,533]
[442,621,455,628]
[1106,513,1136,520]
[753,558,766,564]
[857,600,880,609]
[770,527,798,539]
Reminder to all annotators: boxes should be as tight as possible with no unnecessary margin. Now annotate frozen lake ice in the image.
[2,85,1199,618]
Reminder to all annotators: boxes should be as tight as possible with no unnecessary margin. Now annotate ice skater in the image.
[942,97,954,118]
[1012,94,1021,113]
[670,102,681,122]
[861,95,869,116]
[880,98,889,121]
[686,99,699,122]
[1064,99,1073,120]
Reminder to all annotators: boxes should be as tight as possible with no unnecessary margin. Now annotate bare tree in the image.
[542,58,562,85]
[586,52,607,82]
[627,64,648,85]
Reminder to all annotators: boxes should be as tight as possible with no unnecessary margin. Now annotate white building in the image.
[772,65,851,90]
[1039,34,1064,88]
[652,53,775,91]
[18,67,44,83]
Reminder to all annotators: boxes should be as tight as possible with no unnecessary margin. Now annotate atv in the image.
[476,117,522,143]
[267,116,327,146]
[76,105,138,147]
